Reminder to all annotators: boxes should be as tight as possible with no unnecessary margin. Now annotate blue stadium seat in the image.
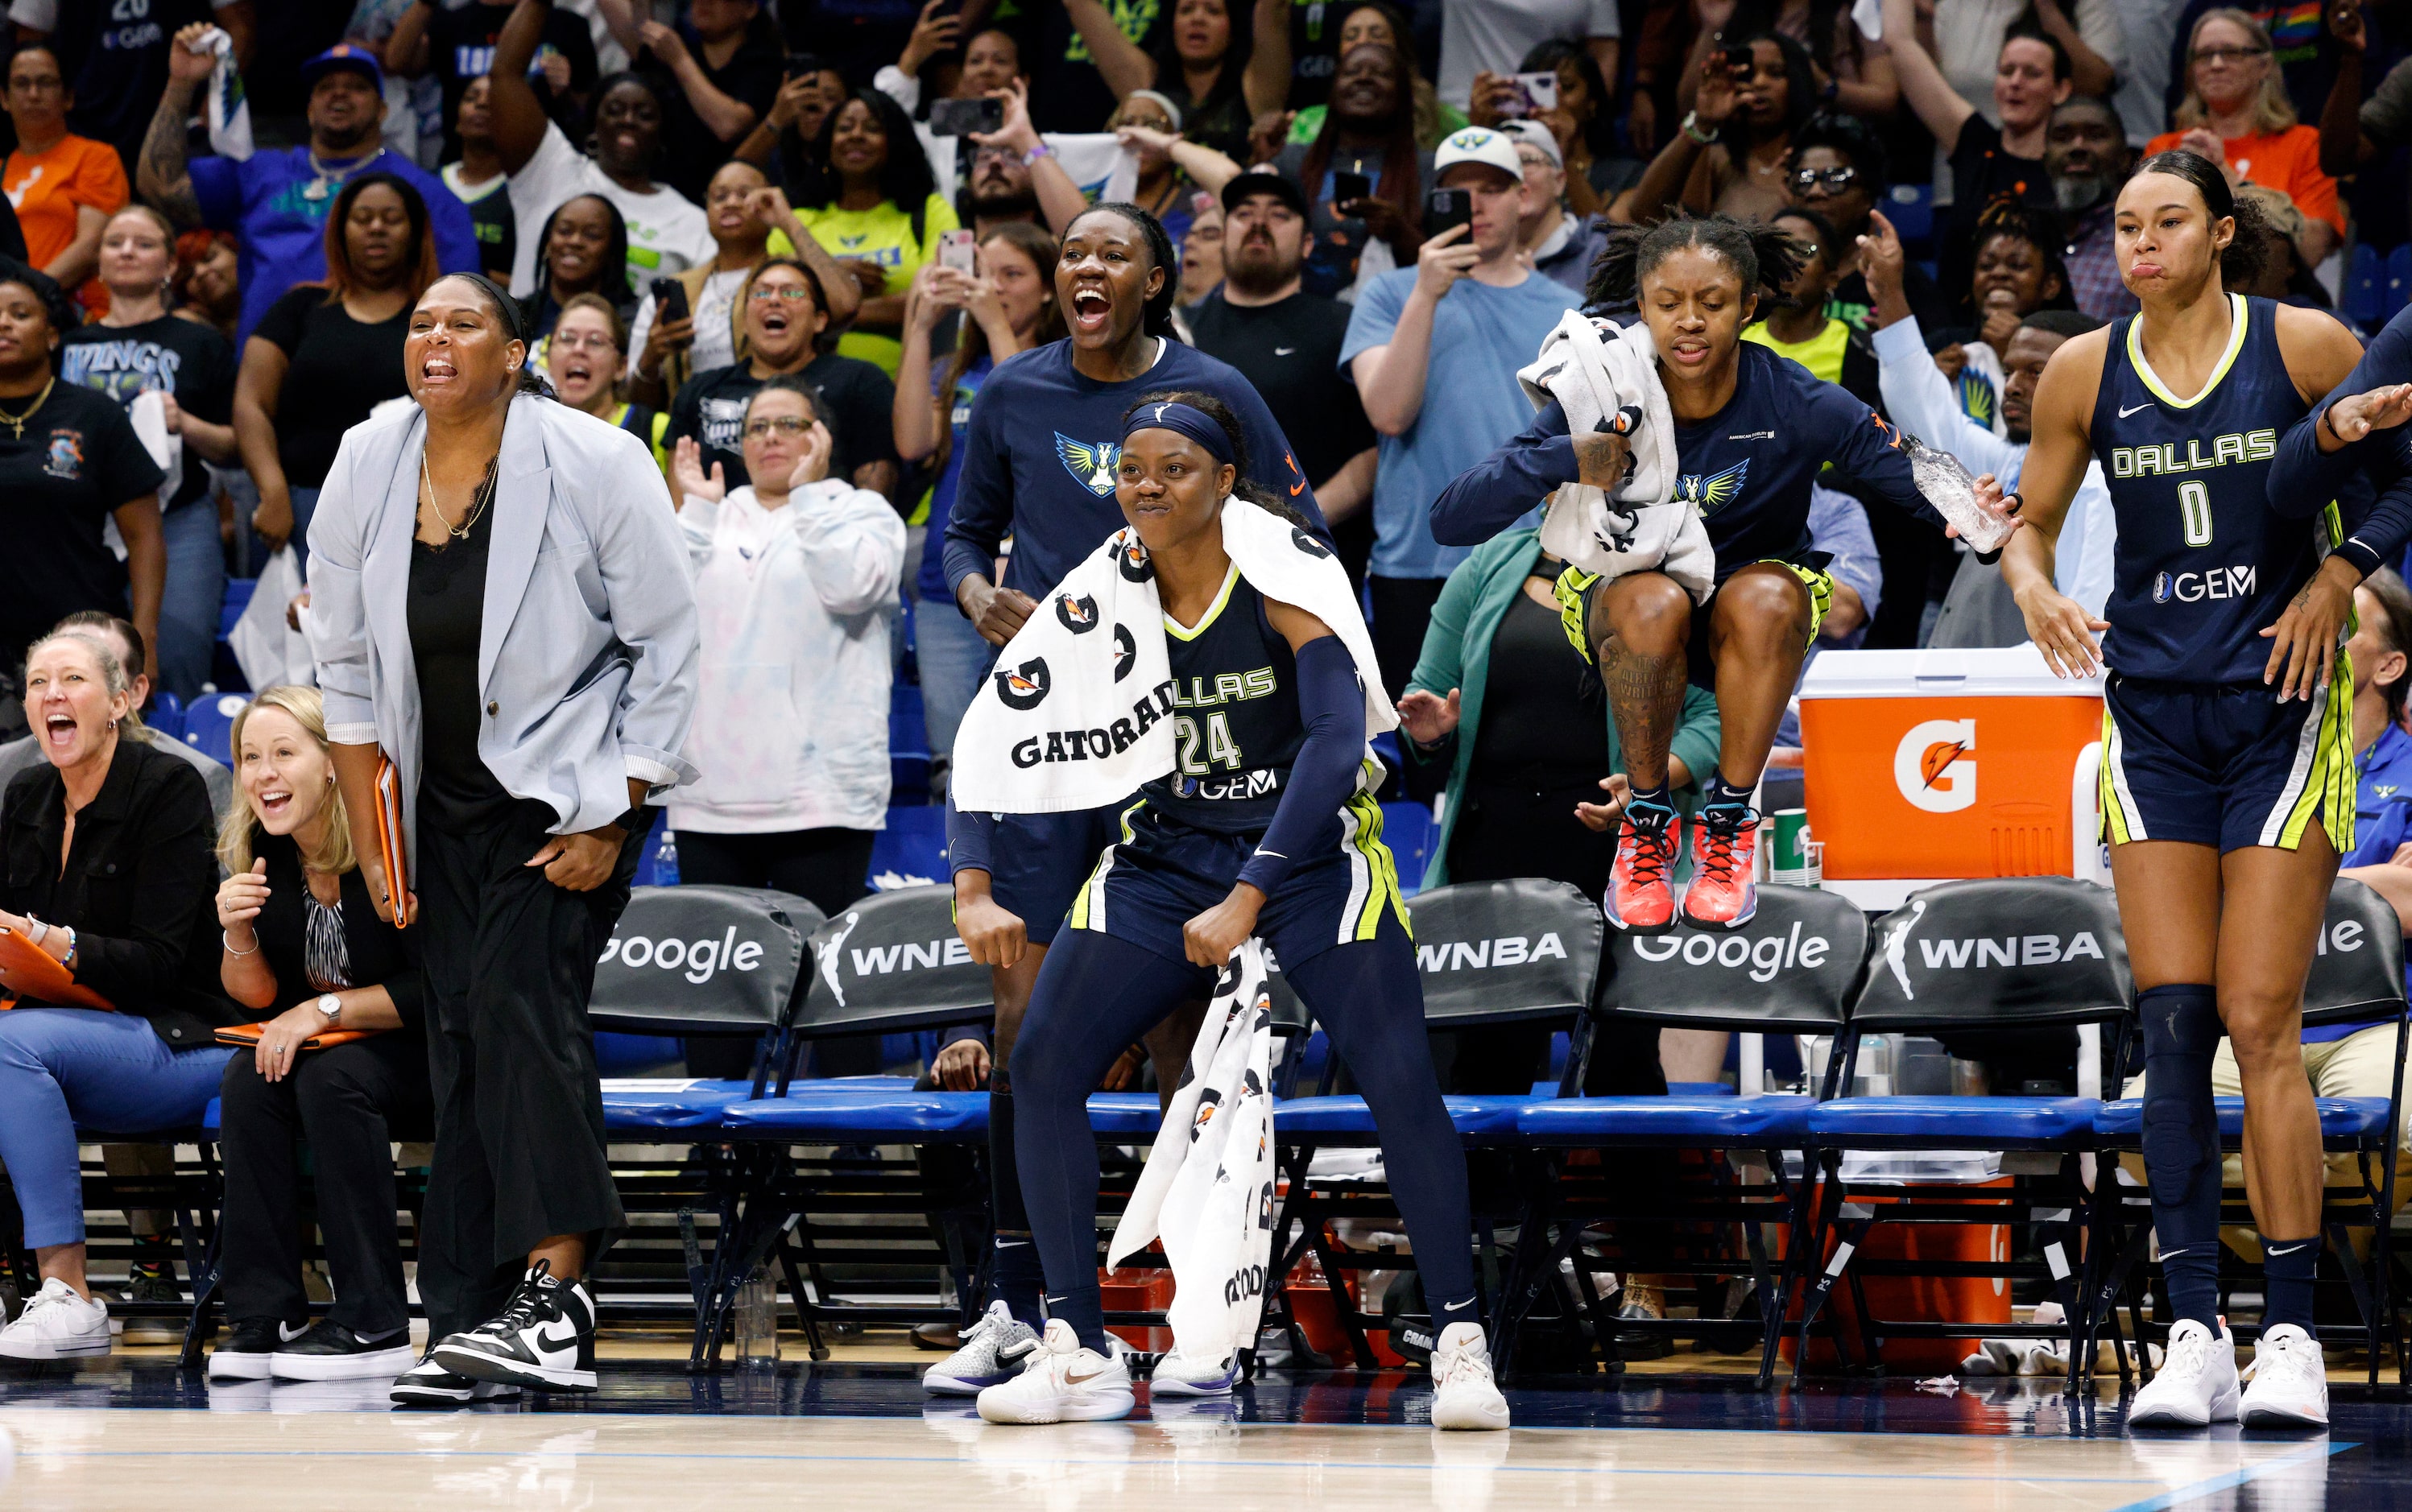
[1086,1091,1165,1138]
[867,804,948,888]
[1379,801,1436,893]
[1274,1093,1534,1141]
[722,1087,990,1139]
[182,693,248,765]
[2091,1095,2392,1141]
[1807,1094,2100,1144]
[217,577,258,641]
[2348,242,2386,328]
[892,683,930,801]
[146,689,184,742]
[1885,183,1934,251]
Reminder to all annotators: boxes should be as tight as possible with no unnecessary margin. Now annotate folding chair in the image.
[1492,883,1863,1385]
[1262,877,1603,1369]
[1791,876,2133,1388]
[2081,877,2410,1387]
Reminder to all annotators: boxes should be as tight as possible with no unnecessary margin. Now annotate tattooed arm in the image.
[138,23,217,228]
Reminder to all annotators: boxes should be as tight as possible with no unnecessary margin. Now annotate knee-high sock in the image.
[1008,931,1209,1353]
[986,1089,1045,1330]
[1287,920,1480,1317]
[2262,1233,2322,1332]
[2139,983,2224,1328]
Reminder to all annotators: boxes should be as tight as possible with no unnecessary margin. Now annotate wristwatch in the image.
[315,992,342,1024]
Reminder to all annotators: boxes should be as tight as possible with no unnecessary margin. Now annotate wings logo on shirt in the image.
[1056,434,1120,495]
[1674,459,1748,514]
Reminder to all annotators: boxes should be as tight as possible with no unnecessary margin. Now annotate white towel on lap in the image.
[1517,312,1717,604]
[950,501,1393,815]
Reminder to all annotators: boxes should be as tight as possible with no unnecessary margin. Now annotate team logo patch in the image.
[1055,593,1100,633]
[1113,622,1137,680]
[1117,538,1154,583]
[2153,572,2173,603]
[1674,458,1748,512]
[42,429,83,481]
[1054,434,1120,495]
[993,659,1052,709]
[1290,527,1330,559]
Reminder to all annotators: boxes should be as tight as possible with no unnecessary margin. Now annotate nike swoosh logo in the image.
[1065,1368,1106,1383]
[1442,1299,1475,1312]
[1289,478,1305,495]
[279,1322,308,1342]
[1274,346,1296,355]
[2266,1242,2311,1255]
[2160,1246,2192,1258]
[2118,403,2153,418]
[536,1324,581,1353]
[995,1238,1031,1249]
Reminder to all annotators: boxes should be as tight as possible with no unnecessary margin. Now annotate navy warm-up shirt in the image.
[2269,301,2412,582]
[941,337,1328,603]
[1429,341,1935,572]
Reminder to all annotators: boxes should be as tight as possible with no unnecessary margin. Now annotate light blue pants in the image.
[155,500,226,705]
[0,1009,232,1248]
[915,593,987,768]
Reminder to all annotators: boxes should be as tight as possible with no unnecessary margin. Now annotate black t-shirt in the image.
[428,1,598,151]
[1185,289,1373,490]
[250,286,411,490]
[666,354,899,491]
[1020,0,1169,134]
[1468,581,1606,789]
[1942,116,2054,320]
[60,316,236,514]
[408,495,513,828]
[41,0,218,173]
[0,382,165,665]
[644,27,786,204]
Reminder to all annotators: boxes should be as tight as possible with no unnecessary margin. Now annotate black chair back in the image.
[1401,878,1605,1025]
[796,885,995,1035]
[589,885,821,1037]
[1597,883,1864,1034]
[2304,877,2409,1025]
[1851,877,2130,1031]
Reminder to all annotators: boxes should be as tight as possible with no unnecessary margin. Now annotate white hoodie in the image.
[669,481,908,835]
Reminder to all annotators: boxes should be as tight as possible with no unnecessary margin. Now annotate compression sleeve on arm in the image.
[1239,635,1367,897]
[1429,400,1579,547]
[946,795,998,878]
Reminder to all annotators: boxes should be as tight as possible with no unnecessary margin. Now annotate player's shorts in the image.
[1065,796,1409,971]
[1554,557,1835,688]
[2098,663,2356,855]
[987,804,1126,946]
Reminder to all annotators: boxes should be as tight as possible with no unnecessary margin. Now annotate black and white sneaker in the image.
[391,1351,523,1407]
[206,1317,306,1381]
[271,1320,418,1381]
[430,1261,599,1392]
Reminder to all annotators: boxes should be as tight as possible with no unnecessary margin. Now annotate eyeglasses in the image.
[743,415,816,437]
[549,330,618,353]
[1789,165,1858,192]
[2191,44,2269,64]
[971,146,1020,164]
[748,286,815,303]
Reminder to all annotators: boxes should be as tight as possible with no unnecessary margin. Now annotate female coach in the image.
[1996,149,2412,1431]
[308,271,699,1406]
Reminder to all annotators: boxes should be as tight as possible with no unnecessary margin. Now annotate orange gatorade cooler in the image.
[1796,647,2105,882]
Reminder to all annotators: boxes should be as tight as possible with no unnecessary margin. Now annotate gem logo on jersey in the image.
[1055,593,1100,633]
[994,659,1052,709]
[1674,458,1748,514]
[2152,565,2258,603]
[1893,718,1976,813]
[1055,434,1120,495]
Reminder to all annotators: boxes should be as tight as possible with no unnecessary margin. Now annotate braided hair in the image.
[1587,211,1805,310]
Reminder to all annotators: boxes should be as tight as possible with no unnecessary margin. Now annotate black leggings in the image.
[1009,918,1477,1351]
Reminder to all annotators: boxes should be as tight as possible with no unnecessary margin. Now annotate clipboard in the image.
[214,1020,383,1051]
[0,927,115,1011]
[375,754,412,929]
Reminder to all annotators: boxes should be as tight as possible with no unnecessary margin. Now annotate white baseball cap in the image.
[1432,126,1525,184]
[1496,120,1563,169]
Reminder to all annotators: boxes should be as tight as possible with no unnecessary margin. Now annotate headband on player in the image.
[1123,401,1235,466]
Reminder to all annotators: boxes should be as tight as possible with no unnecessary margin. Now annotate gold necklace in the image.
[421,450,499,541]
[0,377,53,440]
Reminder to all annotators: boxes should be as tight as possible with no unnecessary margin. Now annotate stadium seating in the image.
[181,692,248,766]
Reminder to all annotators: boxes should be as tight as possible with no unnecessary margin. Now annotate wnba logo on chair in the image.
[1893,718,1976,814]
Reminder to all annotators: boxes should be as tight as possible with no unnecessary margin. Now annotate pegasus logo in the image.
[1674,459,1748,513]
[1055,434,1120,495]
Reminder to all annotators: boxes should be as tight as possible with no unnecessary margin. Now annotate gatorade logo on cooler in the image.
[1894,718,1976,814]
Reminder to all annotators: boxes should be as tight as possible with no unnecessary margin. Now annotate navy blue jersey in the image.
[1143,573,1305,833]
[1429,341,1938,571]
[2091,295,2326,684]
[941,337,1327,603]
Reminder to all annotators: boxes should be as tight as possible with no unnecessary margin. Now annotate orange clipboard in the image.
[214,1020,383,1051]
[0,927,115,1011]
[375,754,413,929]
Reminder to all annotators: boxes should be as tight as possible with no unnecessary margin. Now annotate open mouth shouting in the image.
[1069,282,1113,334]
[43,713,77,753]
[255,784,295,821]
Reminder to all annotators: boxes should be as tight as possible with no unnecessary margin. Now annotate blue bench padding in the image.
[1807,1095,2100,1143]
[1273,1093,1532,1138]
[606,1075,921,1133]
[722,1089,991,1138]
[1087,1092,1165,1138]
[2094,1096,2392,1140]
[1516,1094,1814,1142]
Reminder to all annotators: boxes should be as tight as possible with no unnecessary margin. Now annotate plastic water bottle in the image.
[1901,432,2015,554]
[735,1265,779,1366]
[652,823,680,886]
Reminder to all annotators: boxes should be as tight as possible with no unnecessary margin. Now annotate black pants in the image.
[675,825,876,1078]
[216,1032,434,1332]
[416,799,643,1341]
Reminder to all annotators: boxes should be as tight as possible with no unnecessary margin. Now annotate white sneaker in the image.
[975,1319,1135,1424]
[429,1262,598,1392]
[923,1300,1041,1396]
[1429,1321,1510,1431]
[0,1279,111,1360]
[2127,1318,2240,1427]
[2240,1324,2328,1427]
[1148,1345,1237,1397]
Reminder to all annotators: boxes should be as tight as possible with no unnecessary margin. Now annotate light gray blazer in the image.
[308,393,701,865]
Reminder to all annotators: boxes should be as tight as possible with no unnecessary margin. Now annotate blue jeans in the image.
[155,500,226,705]
[0,1009,232,1248]
[916,592,987,766]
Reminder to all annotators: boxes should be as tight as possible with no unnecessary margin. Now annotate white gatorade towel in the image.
[1108,940,1280,1361]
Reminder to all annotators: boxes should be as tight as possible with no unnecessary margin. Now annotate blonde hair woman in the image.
[2146,9,2342,268]
[207,685,433,1386]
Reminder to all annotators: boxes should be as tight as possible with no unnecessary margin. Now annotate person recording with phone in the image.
[625,159,818,406]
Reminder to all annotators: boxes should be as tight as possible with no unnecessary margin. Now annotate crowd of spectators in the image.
[2,0,2412,1365]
